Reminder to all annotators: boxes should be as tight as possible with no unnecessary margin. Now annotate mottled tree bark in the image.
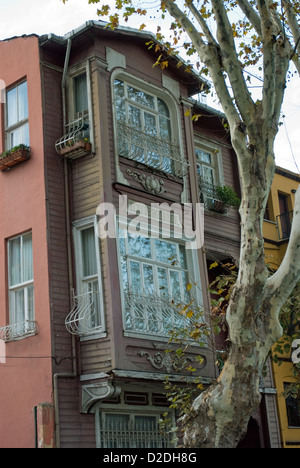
[163,0,300,448]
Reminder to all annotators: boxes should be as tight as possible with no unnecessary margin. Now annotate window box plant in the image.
[57,138,92,159]
[0,144,31,172]
[201,183,240,214]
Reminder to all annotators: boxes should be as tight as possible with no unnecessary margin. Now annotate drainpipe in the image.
[53,37,77,449]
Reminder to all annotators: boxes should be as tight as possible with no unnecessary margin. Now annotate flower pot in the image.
[58,140,92,159]
[0,146,31,172]
[204,196,229,214]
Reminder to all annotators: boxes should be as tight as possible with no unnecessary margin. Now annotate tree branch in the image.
[282,0,300,73]
[236,0,262,35]
[164,0,240,127]
[210,0,256,125]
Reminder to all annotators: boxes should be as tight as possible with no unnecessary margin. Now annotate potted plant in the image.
[58,137,92,159]
[0,144,31,172]
[205,185,240,214]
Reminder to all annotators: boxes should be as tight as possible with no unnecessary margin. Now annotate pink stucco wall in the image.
[0,35,52,448]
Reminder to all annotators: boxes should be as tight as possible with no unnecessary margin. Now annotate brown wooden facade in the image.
[0,21,281,448]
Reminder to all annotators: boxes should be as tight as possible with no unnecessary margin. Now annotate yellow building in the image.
[263,166,300,448]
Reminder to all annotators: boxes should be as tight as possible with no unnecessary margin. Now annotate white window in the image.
[74,72,88,117]
[8,232,34,333]
[96,410,172,448]
[113,76,185,176]
[70,217,104,335]
[6,81,29,150]
[118,226,202,337]
[195,140,225,208]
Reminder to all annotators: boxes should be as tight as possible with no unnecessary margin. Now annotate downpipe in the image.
[53,37,77,449]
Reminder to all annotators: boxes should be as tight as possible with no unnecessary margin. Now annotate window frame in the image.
[194,137,224,188]
[7,231,34,332]
[117,216,203,340]
[111,69,185,180]
[5,80,29,151]
[72,216,105,338]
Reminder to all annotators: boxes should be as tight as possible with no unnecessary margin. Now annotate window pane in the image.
[27,285,35,321]
[144,112,157,136]
[157,267,168,296]
[18,81,28,121]
[14,289,25,323]
[9,237,21,286]
[143,263,154,295]
[7,87,18,127]
[157,98,169,117]
[128,233,151,258]
[202,166,214,185]
[170,270,180,297]
[127,86,155,109]
[129,261,141,293]
[81,227,97,277]
[128,105,141,129]
[22,233,33,282]
[74,73,88,114]
[155,239,177,264]
[159,115,171,140]
[196,148,211,164]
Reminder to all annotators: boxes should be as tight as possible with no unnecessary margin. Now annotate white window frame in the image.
[72,216,105,337]
[7,232,35,334]
[194,137,224,188]
[117,217,203,340]
[111,70,186,180]
[5,80,29,151]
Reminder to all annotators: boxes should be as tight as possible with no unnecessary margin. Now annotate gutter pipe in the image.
[53,37,77,449]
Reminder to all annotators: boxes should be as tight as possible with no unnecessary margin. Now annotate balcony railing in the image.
[65,290,98,335]
[55,112,90,158]
[0,320,37,342]
[276,210,293,240]
[117,122,189,177]
[123,291,201,338]
[198,179,229,214]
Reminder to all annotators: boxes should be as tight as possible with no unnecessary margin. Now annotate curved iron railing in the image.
[0,320,37,342]
[117,122,189,177]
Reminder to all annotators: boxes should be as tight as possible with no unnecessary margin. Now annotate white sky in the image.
[0,0,299,174]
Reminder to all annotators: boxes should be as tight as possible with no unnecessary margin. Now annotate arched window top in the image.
[112,73,187,177]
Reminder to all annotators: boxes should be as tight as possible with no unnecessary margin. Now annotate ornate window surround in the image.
[116,212,204,341]
[111,69,188,196]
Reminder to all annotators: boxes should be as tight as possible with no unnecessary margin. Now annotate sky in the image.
[0,0,299,174]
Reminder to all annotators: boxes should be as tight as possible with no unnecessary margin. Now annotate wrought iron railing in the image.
[55,112,90,154]
[123,291,201,337]
[0,320,37,342]
[198,179,229,213]
[276,210,293,240]
[65,290,98,335]
[98,415,173,448]
[117,122,189,177]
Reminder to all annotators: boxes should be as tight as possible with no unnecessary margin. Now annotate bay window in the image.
[118,226,202,337]
[113,76,187,177]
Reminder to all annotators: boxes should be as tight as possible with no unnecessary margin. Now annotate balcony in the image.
[117,122,189,177]
[55,113,91,160]
[276,210,293,240]
[0,320,37,342]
